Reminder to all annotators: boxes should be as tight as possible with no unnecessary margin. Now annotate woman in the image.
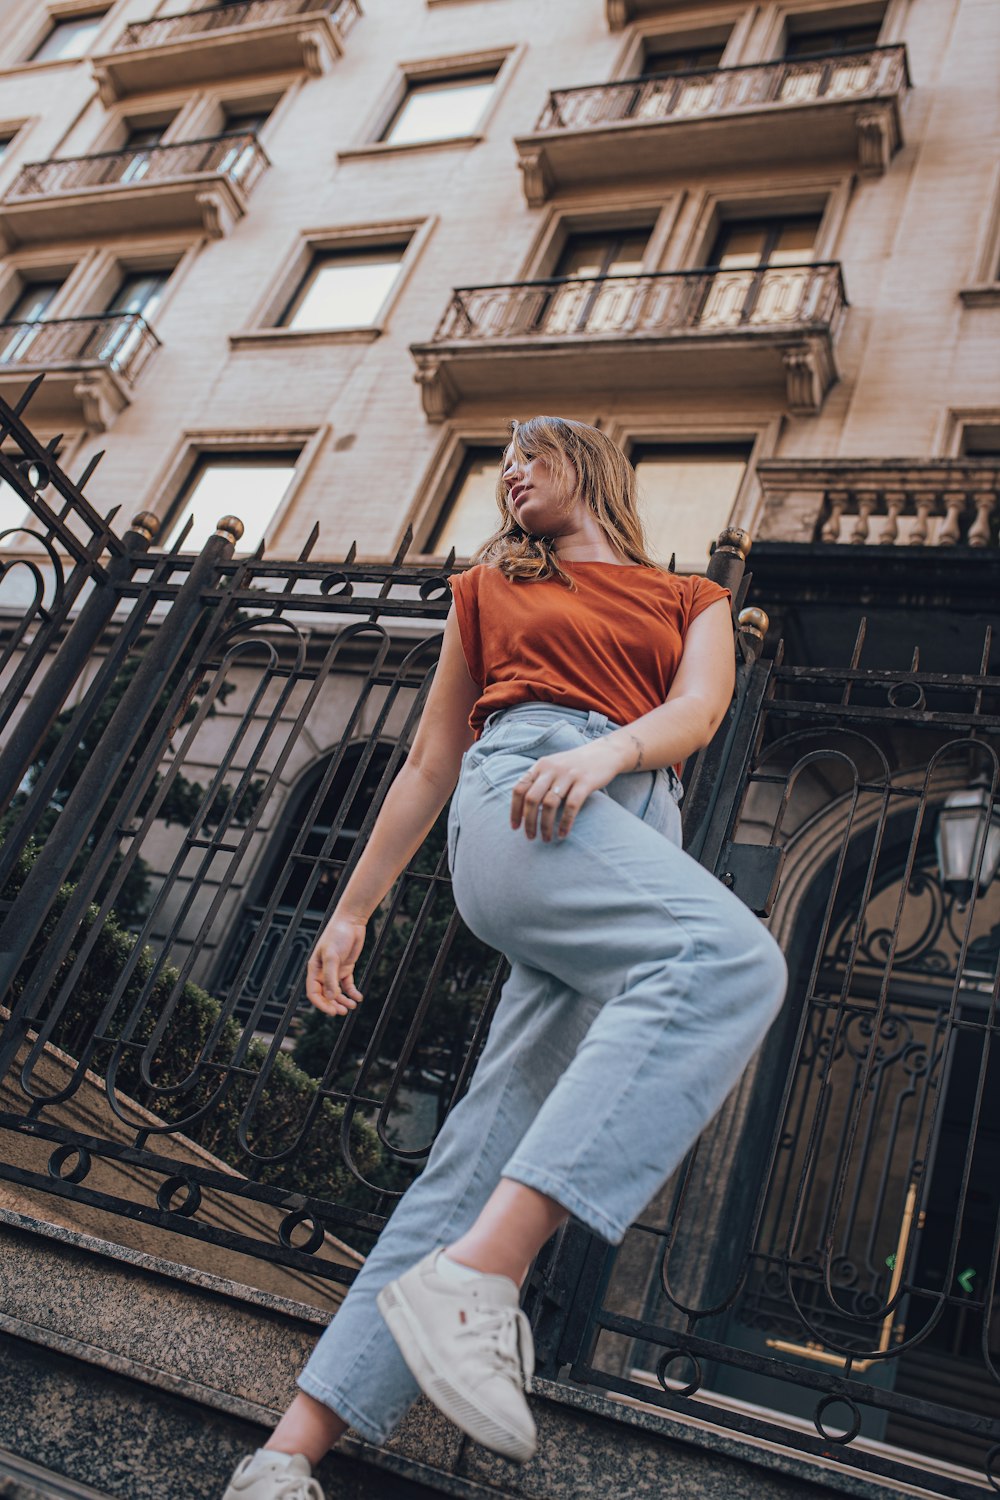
[223,416,787,1500]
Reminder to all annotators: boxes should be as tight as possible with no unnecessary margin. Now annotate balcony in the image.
[411,262,846,421]
[91,0,361,104]
[0,314,160,434]
[756,459,1000,547]
[515,46,909,205]
[0,134,269,248]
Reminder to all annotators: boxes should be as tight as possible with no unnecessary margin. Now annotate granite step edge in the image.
[0,1447,116,1500]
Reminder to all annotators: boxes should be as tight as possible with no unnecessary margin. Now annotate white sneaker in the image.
[221,1451,325,1499]
[376,1249,537,1463]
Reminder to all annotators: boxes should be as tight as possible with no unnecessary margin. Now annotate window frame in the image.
[960,163,1000,308]
[339,47,520,161]
[406,425,511,561]
[231,218,433,348]
[145,425,328,558]
[277,242,413,336]
[613,7,750,80]
[679,176,852,272]
[16,5,112,67]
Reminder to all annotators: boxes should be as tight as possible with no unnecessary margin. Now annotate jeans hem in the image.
[501,1163,627,1246]
[296,1370,390,1447]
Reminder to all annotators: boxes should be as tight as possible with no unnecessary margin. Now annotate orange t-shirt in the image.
[448,561,731,738]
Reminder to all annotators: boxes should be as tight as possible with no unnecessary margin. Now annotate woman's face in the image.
[502,444,578,536]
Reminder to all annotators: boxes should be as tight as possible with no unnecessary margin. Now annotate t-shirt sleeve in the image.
[447,568,484,689]
[684,574,732,632]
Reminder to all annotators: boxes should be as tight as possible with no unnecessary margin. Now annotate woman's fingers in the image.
[512,766,578,842]
[306,944,364,1017]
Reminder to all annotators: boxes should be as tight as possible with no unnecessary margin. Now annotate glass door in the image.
[540,230,649,335]
[0,281,63,364]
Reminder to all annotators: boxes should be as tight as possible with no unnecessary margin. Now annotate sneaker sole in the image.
[376,1280,536,1464]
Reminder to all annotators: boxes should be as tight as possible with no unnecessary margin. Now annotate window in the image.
[784,21,883,58]
[87,270,168,370]
[279,245,408,331]
[699,214,821,326]
[0,134,15,163]
[162,453,299,554]
[381,70,498,146]
[540,229,650,335]
[960,425,1000,457]
[29,12,107,62]
[427,445,504,557]
[117,121,170,185]
[631,442,752,569]
[0,280,64,364]
[640,41,726,76]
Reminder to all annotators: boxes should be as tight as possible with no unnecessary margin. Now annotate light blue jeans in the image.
[297,704,787,1444]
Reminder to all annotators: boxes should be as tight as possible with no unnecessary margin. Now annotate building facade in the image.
[0,0,998,1494]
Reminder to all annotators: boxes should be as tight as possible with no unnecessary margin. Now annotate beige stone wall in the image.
[0,0,994,567]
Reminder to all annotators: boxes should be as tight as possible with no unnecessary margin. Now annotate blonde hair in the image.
[470,415,664,589]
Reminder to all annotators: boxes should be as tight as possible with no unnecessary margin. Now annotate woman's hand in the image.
[306,911,367,1017]
[510,740,627,842]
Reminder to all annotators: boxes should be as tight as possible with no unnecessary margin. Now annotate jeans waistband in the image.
[479,702,684,801]
[480,703,622,738]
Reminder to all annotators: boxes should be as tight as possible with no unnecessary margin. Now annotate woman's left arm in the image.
[511,599,735,841]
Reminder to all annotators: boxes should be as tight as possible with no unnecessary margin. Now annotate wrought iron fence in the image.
[432,264,847,344]
[114,0,361,51]
[1,384,998,1497]
[4,133,270,201]
[535,45,909,133]
[528,623,1000,1498]
[0,314,160,384]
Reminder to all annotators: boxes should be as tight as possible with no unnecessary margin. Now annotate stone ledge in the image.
[0,1210,958,1500]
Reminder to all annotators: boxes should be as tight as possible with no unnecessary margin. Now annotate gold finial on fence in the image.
[716,527,752,561]
[738,607,769,643]
[215,516,245,545]
[129,511,160,541]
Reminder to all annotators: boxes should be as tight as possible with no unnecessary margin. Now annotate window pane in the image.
[770,218,821,264]
[383,76,496,146]
[106,272,169,318]
[713,226,769,269]
[429,446,504,557]
[163,457,298,554]
[642,43,725,76]
[31,15,106,62]
[785,24,882,58]
[283,249,405,330]
[555,231,650,279]
[632,443,750,569]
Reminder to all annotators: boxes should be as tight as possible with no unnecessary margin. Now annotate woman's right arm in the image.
[305,606,480,1018]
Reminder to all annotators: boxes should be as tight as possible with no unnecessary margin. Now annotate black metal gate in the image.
[0,389,998,1496]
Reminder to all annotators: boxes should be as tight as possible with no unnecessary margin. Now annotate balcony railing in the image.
[0,314,159,385]
[4,132,269,202]
[114,0,360,51]
[433,263,845,344]
[535,46,908,133]
[756,460,1000,548]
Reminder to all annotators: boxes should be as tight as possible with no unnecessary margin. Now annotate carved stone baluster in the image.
[910,491,935,546]
[937,489,966,546]
[850,490,875,544]
[881,488,903,544]
[820,488,847,543]
[967,490,997,547]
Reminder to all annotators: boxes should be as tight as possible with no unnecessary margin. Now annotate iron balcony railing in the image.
[114,0,361,51]
[0,313,160,384]
[535,44,909,133]
[757,460,1000,548]
[4,132,269,202]
[432,263,846,344]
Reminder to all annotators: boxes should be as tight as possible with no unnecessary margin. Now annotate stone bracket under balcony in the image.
[91,0,361,103]
[515,46,909,206]
[0,314,160,436]
[0,135,269,249]
[411,264,846,422]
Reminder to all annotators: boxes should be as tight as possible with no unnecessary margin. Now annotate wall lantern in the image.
[934,778,1000,900]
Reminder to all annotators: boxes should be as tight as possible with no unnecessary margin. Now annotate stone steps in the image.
[0,1207,958,1500]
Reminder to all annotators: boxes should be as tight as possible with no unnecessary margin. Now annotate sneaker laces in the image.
[456,1303,535,1394]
